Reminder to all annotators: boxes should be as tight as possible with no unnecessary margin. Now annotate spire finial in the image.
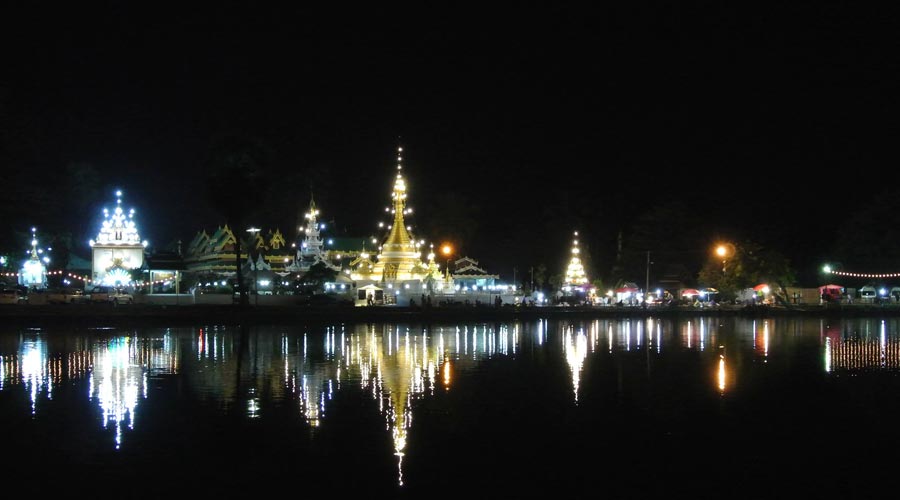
[31,227,39,259]
[397,144,404,172]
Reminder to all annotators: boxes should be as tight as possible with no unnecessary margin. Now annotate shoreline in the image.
[1,302,897,327]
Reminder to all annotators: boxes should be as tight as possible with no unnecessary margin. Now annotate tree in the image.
[204,136,272,306]
[297,262,338,294]
[698,240,796,303]
[619,202,705,287]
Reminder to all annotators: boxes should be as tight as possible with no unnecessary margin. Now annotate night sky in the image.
[2,3,897,284]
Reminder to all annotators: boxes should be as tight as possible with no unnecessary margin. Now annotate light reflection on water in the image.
[3,317,900,496]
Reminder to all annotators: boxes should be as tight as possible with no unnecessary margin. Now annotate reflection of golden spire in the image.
[382,146,415,252]
[380,327,413,487]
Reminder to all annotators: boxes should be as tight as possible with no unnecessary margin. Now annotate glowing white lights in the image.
[826,268,900,279]
[20,227,48,288]
[564,230,589,286]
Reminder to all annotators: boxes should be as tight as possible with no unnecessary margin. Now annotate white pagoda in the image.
[285,195,340,273]
[89,190,148,286]
[19,227,49,289]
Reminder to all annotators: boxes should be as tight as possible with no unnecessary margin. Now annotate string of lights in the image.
[824,268,900,279]
[1,270,173,287]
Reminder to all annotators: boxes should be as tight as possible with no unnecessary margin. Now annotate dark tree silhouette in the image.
[204,136,272,306]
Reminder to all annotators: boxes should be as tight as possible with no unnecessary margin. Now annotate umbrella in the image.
[681,288,701,297]
[705,288,719,294]
[753,284,769,292]
[817,284,843,292]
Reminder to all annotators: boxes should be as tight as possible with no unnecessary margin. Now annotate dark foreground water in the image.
[1,316,897,498]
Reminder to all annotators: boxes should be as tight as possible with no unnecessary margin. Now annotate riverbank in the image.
[2,302,899,327]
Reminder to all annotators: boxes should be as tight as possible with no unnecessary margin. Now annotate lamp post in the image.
[716,245,728,274]
[441,244,453,282]
[645,251,651,301]
[247,227,260,306]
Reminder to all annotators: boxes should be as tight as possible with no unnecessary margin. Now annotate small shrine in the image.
[19,227,49,289]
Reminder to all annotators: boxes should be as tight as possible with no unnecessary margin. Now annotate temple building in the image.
[349,146,444,304]
[450,256,498,291]
[183,197,365,293]
[89,190,148,287]
[19,227,49,289]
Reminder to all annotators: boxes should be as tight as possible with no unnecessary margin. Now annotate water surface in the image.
[1,316,896,498]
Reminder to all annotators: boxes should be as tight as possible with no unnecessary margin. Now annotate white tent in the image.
[356,284,384,306]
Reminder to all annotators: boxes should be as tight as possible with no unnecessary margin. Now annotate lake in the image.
[1,315,896,498]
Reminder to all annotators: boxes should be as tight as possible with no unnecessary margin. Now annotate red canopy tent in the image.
[818,284,844,301]
[753,284,769,292]
[681,288,701,297]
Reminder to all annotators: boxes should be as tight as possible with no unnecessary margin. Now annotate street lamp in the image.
[441,243,453,282]
[247,227,260,306]
[715,243,734,274]
[716,245,727,273]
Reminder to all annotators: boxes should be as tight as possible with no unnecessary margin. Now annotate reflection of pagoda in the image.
[563,325,588,402]
[89,190,147,286]
[19,227,48,289]
[350,147,442,302]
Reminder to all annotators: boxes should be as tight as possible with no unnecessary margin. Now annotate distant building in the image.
[451,256,498,291]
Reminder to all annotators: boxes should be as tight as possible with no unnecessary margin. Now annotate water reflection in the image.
[822,318,900,373]
[4,317,900,492]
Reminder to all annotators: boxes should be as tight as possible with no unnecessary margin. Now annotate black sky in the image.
[2,3,898,283]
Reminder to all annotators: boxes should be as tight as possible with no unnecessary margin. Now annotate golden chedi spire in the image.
[365,145,428,282]
[382,146,415,252]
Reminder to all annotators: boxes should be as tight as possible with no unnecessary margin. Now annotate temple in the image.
[183,197,363,294]
[349,146,444,304]
[89,190,147,286]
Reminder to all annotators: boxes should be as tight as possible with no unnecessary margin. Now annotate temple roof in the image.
[208,225,237,252]
[91,190,145,247]
[187,230,210,256]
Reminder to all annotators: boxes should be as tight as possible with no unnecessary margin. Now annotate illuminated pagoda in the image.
[285,195,341,274]
[89,190,148,287]
[560,231,592,303]
[350,146,443,304]
[19,227,49,289]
